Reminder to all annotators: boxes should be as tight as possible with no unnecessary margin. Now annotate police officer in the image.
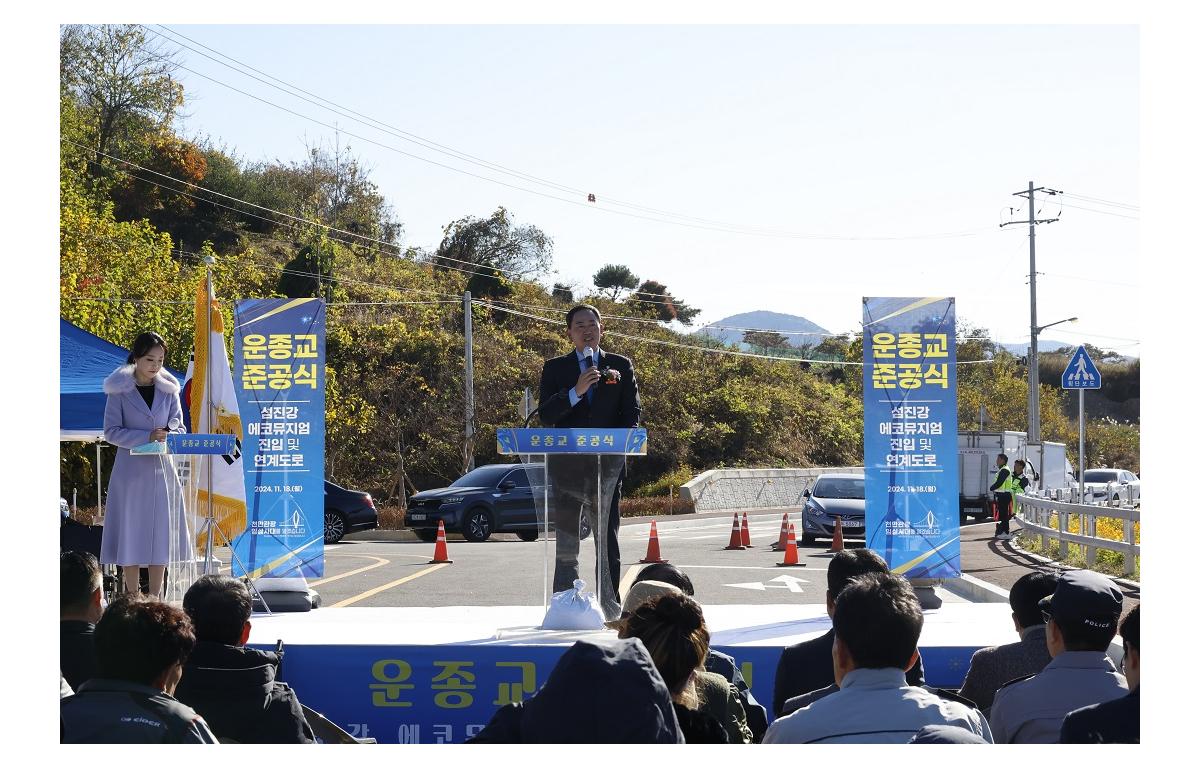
[990,454,1014,540]
[987,570,1128,743]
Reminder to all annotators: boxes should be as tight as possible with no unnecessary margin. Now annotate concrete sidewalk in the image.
[957,519,1140,607]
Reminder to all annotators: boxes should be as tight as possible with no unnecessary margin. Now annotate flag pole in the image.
[203,259,217,573]
[196,261,273,613]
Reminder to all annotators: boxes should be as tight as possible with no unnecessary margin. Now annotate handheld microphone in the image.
[583,346,595,369]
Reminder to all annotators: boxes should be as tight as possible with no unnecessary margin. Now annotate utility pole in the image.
[463,291,475,473]
[1001,181,1059,447]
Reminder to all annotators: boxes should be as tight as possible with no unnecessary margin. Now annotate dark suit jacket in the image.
[61,620,99,692]
[1059,688,1139,743]
[772,629,925,718]
[538,350,640,429]
[958,625,1052,713]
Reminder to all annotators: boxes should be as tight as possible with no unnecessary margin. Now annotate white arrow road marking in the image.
[769,575,809,591]
[725,581,769,591]
[725,575,809,593]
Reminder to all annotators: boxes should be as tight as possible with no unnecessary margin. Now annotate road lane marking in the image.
[669,564,830,571]
[330,563,451,607]
[309,555,390,586]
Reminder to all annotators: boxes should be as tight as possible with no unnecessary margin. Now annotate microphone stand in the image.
[525,390,566,427]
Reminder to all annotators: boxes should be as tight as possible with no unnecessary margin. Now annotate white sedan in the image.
[1078,468,1140,505]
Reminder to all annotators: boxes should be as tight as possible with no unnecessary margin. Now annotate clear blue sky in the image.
[163,24,1138,351]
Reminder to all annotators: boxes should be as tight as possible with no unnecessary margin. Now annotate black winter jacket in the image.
[61,679,217,743]
[173,642,314,744]
[469,639,683,743]
[60,620,99,692]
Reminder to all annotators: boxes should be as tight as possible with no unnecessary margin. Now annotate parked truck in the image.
[1026,441,1073,492]
[957,431,1071,521]
[958,431,1026,521]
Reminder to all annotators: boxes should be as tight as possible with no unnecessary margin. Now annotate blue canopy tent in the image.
[60,318,185,513]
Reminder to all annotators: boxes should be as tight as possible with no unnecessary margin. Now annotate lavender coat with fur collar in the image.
[100,365,191,566]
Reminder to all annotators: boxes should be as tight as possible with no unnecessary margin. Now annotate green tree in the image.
[60,25,184,174]
[552,283,575,303]
[592,264,639,300]
[278,238,336,301]
[742,330,790,351]
[435,207,552,280]
[628,279,701,325]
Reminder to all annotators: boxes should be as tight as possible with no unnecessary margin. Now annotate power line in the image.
[1059,192,1139,211]
[61,296,459,307]
[1036,195,1139,220]
[65,139,702,310]
[67,234,1141,351]
[113,25,1019,244]
[482,302,864,365]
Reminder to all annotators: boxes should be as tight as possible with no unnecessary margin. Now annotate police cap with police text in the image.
[1037,570,1123,630]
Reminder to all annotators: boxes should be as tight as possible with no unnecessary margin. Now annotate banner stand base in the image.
[252,576,321,613]
[909,578,944,610]
[253,589,321,613]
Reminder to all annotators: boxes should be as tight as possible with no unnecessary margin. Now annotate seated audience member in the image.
[988,569,1128,743]
[60,594,217,743]
[173,575,314,743]
[959,571,1059,713]
[773,549,925,717]
[613,586,751,743]
[468,638,683,743]
[1060,604,1140,743]
[60,551,103,691]
[633,562,768,740]
[764,573,992,744]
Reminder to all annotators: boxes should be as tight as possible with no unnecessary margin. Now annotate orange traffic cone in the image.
[724,513,746,550]
[639,520,668,564]
[773,512,790,551]
[777,522,803,567]
[827,518,844,553]
[740,511,754,547]
[428,520,453,564]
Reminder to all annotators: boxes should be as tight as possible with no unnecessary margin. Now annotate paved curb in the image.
[345,529,419,543]
[941,573,1010,603]
[1008,533,1142,591]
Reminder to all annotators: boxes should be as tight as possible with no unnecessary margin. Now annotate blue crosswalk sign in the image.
[1061,345,1102,389]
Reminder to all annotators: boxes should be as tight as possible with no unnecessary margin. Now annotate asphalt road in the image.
[213,510,983,609]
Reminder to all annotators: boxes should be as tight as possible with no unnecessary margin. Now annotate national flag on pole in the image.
[183,272,247,550]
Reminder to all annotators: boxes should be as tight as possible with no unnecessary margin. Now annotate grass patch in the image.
[1015,531,1140,582]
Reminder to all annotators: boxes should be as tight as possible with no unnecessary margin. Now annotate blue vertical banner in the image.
[233,299,326,579]
[862,297,960,578]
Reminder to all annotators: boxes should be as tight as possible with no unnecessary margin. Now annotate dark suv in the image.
[405,463,590,543]
[324,480,378,544]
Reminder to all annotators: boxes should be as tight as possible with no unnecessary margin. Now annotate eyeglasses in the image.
[1041,610,1054,625]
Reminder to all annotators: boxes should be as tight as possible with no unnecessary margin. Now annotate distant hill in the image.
[694,311,832,348]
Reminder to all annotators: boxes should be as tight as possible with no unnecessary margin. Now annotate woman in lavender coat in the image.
[101,332,190,596]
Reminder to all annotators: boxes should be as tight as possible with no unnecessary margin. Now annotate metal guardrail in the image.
[1015,493,1140,576]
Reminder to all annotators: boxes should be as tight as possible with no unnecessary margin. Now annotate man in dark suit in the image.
[772,549,925,717]
[959,571,1059,713]
[537,304,640,617]
[61,550,103,691]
